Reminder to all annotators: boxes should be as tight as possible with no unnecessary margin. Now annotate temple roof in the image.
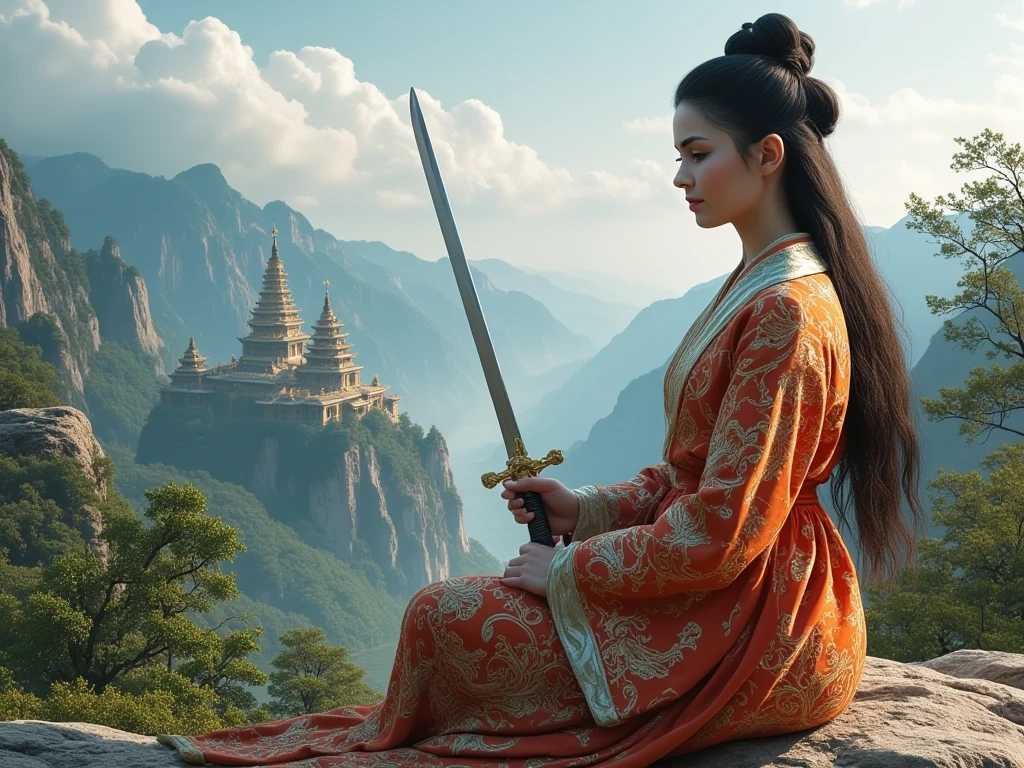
[175,336,208,372]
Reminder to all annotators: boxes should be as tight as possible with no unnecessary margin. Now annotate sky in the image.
[1,0,1022,295]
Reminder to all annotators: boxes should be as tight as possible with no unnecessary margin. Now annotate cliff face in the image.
[253,433,470,596]
[0,143,99,404]
[85,236,166,375]
[0,141,166,403]
[421,426,469,554]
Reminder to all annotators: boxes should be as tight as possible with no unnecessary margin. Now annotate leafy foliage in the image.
[904,129,1024,443]
[868,130,1024,659]
[866,443,1024,660]
[0,327,64,409]
[83,339,163,448]
[0,455,279,733]
[0,453,117,568]
[136,405,499,591]
[267,628,381,718]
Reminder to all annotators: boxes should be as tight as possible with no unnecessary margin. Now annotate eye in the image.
[691,151,707,162]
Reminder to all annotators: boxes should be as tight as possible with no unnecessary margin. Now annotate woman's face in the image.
[672,102,764,230]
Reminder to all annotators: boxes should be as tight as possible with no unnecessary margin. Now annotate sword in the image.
[409,87,566,547]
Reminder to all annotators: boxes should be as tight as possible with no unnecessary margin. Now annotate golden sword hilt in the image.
[481,437,563,488]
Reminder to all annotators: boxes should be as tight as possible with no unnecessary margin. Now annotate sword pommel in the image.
[480,437,564,489]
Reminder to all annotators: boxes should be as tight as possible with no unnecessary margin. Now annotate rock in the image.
[0,145,99,405]
[0,406,109,562]
[665,655,1024,767]
[0,721,189,767]
[85,236,166,376]
[916,647,1024,691]
[2,653,1023,767]
[0,407,107,495]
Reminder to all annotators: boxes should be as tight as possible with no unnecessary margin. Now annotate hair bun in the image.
[725,13,814,78]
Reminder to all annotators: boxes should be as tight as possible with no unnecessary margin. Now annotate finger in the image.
[513,513,534,524]
[507,556,524,566]
[500,576,523,590]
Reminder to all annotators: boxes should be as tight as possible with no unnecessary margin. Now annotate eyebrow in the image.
[677,135,708,150]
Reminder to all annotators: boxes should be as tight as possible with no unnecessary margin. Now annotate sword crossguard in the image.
[481,437,563,488]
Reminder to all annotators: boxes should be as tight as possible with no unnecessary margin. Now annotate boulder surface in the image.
[1,652,1023,767]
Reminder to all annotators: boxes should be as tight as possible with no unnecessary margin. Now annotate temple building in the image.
[159,226,400,426]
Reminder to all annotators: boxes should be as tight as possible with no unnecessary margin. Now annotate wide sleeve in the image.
[568,462,676,542]
[549,289,833,603]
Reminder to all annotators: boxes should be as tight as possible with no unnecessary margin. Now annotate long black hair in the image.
[675,13,924,584]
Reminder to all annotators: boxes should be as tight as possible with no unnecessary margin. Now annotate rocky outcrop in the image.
[0,143,99,404]
[2,652,1023,766]
[0,406,109,562]
[917,647,1024,690]
[85,236,166,375]
[421,426,469,554]
[254,434,466,597]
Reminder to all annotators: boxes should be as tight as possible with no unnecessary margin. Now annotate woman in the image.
[160,13,923,768]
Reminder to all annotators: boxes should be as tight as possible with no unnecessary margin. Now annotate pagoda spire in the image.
[295,277,359,393]
[177,336,208,372]
[235,227,309,372]
[320,279,335,321]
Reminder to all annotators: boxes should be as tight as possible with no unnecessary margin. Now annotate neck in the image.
[733,194,802,267]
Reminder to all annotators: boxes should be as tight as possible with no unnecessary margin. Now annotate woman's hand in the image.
[500,476,580,538]
[500,541,562,598]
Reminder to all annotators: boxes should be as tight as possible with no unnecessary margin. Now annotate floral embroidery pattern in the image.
[161,237,864,768]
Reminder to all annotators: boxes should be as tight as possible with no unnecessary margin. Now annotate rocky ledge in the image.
[1,650,1023,767]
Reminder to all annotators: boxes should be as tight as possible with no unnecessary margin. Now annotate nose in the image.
[673,165,691,190]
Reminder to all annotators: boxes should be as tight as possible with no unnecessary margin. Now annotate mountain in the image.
[469,257,640,349]
[517,273,727,459]
[863,220,965,366]
[0,140,165,442]
[517,265,680,309]
[135,404,498,599]
[0,141,99,404]
[25,153,590,448]
[544,220,967,501]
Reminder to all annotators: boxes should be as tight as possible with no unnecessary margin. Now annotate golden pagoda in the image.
[160,336,213,408]
[236,225,310,373]
[158,227,401,425]
[294,283,358,393]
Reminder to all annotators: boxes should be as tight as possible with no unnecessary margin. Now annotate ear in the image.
[755,134,785,177]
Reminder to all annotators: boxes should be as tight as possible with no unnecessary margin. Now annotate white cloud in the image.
[619,27,1024,230]
[0,0,659,224]
[997,3,1024,32]
[843,0,917,8]
[623,116,671,134]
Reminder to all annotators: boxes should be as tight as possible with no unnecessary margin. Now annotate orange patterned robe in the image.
[159,233,865,767]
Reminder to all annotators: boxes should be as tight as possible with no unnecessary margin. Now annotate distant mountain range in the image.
[22,153,592,450]
[467,258,640,350]
[535,219,969,522]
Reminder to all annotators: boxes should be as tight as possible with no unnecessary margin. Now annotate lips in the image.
[687,198,703,211]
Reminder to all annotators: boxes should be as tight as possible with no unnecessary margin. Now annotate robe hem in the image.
[156,733,206,764]
[546,541,622,727]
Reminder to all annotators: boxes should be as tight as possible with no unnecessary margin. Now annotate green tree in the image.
[0,326,64,409]
[867,444,1024,660]
[0,475,271,732]
[267,628,381,718]
[866,129,1024,659]
[905,129,1024,441]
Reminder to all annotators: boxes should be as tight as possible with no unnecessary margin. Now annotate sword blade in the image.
[409,88,522,459]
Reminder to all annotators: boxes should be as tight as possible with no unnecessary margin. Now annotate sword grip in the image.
[518,490,555,547]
